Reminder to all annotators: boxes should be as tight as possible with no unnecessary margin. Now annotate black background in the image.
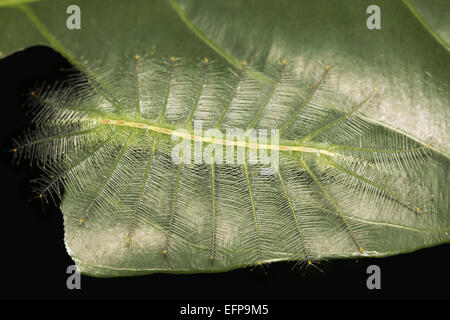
[0,46,448,301]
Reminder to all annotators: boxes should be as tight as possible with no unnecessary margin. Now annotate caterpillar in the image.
[11,54,446,277]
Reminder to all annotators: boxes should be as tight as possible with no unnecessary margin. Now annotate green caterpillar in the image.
[11,55,445,277]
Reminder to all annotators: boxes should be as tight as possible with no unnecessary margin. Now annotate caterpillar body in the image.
[11,54,445,276]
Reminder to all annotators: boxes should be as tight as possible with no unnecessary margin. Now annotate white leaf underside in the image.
[12,55,448,276]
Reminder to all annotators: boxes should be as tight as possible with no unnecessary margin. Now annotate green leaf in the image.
[1,0,449,277]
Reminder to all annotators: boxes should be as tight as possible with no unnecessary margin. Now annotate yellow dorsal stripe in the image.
[101,118,336,157]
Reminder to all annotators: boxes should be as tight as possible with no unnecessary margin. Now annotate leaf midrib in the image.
[401,0,450,52]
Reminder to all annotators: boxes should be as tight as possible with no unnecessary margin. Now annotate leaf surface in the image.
[1,0,449,276]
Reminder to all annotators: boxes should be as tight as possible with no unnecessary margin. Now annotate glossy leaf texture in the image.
[1,0,448,276]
